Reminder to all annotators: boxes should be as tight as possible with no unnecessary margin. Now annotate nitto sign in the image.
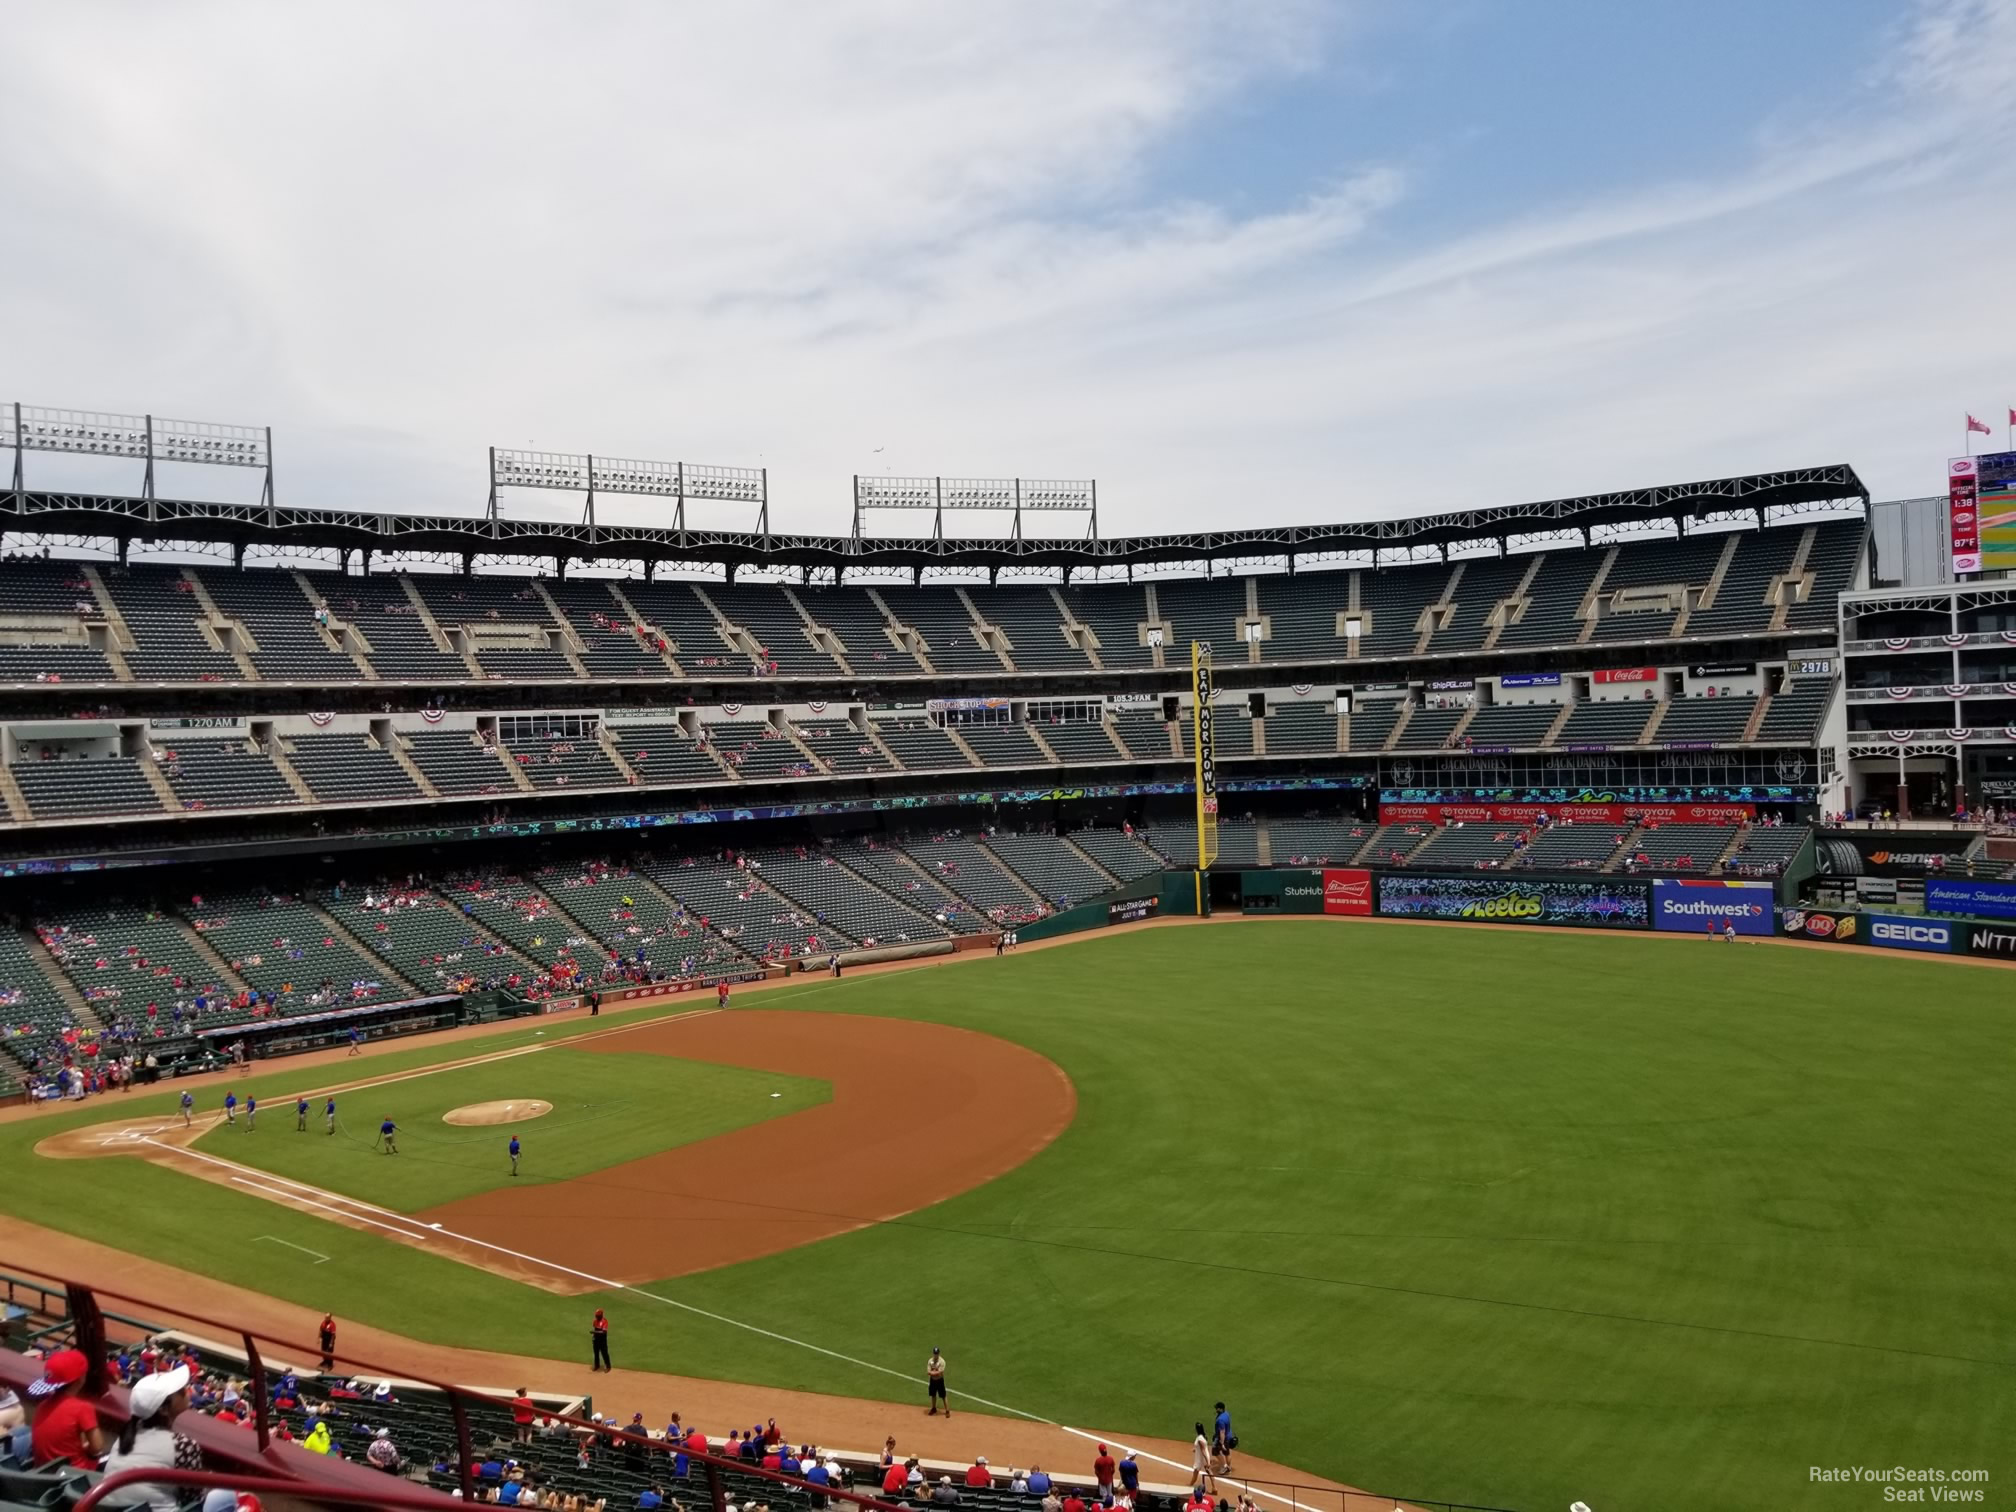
[1970,925,2016,959]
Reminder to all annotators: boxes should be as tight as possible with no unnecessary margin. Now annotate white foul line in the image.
[159,1137,1297,1508]
[253,1234,330,1264]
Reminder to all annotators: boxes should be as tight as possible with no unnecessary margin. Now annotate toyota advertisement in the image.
[1376,874,1649,929]
[1651,879,1775,936]
[1322,868,1374,916]
[1378,801,1754,825]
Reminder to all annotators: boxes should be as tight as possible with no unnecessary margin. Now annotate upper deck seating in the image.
[202,568,363,681]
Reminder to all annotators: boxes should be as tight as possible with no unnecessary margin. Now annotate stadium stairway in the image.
[0,767,29,822]
[292,570,384,679]
[78,565,140,679]
[398,575,485,678]
[624,865,765,970]
[22,931,97,1026]
[179,570,262,681]
[602,582,685,674]
[266,739,322,807]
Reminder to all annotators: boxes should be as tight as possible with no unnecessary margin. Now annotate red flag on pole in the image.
[1967,414,1992,434]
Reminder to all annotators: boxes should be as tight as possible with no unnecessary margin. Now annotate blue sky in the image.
[1,0,2012,542]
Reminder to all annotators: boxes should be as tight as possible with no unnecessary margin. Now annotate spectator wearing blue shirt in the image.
[479,1458,505,1481]
[807,1455,833,1507]
[1119,1453,1140,1496]
[1026,1468,1052,1496]
[780,1448,803,1476]
[639,1487,665,1509]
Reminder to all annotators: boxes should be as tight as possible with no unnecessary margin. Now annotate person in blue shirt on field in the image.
[1212,1401,1234,1474]
[244,1095,257,1130]
[325,1096,337,1135]
[180,1089,194,1126]
[296,1095,310,1132]
[378,1116,398,1154]
[509,1135,521,1176]
[223,1092,237,1125]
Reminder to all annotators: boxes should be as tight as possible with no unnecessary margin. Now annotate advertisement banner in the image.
[1275,871,1327,914]
[1498,672,1561,688]
[1426,677,1476,692]
[1979,450,2016,572]
[1814,831,1983,877]
[1322,868,1374,916]
[1780,907,1862,944]
[1925,877,2016,919]
[1863,913,1958,953]
[1651,879,1775,936]
[1968,921,2016,960]
[1376,874,1649,929]
[1688,663,1755,678]
[1108,896,1160,925]
[1378,801,1754,825]
[1593,668,1659,685]
[1949,456,1981,574]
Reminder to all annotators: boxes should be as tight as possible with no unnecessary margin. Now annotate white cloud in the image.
[1,0,2013,542]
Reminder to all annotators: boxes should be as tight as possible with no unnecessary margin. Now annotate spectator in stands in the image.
[1093,1444,1116,1505]
[931,1476,962,1507]
[27,1347,104,1469]
[99,1364,198,1511]
[1025,1465,1052,1497]
[367,1425,402,1473]
[965,1456,991,1488]
[512,1386,538,1444]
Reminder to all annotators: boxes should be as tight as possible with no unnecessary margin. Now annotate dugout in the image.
[197,993,464,1061]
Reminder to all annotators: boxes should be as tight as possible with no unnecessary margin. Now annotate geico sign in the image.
[1871,921,1950,947]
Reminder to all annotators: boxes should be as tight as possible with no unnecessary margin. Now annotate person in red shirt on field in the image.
[965,1457,991,1488]
[717,981,731,1010]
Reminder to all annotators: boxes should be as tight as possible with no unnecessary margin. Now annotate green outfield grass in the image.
[190,1047,827,1210]
[12,925,2016,1512]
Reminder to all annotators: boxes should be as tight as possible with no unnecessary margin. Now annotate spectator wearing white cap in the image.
[100,1365,199,1511]
[367,1426,402,1473]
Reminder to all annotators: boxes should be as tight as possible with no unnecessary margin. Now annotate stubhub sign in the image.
[1865,913,1955,953]
[1651,879,1775,936]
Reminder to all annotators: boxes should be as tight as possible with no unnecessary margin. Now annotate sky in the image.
[3,0,2014,546]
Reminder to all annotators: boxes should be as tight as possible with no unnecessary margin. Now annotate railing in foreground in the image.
[3,1262,907,1512]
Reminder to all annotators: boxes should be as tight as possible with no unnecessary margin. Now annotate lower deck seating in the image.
[1266,819,1377,865]
[1616,823,1736,871]
[1069,826,1164,881]
[832,840,990,932]
[1409,824,1527,869]
[750,847,945,945]
[182,891,393,1009]
[985,831,1109,905]
[902,836,1047,923]
[1722,823,1810,875]
[1509,824,1629,870]
[1352,823,1435,865]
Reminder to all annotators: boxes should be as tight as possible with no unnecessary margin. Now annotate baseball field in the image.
[9,918,2014,1512]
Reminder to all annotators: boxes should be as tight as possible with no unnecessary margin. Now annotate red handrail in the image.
[5,1260,907,1512]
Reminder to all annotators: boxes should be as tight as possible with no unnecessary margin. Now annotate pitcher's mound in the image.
[443,1100,553,1127]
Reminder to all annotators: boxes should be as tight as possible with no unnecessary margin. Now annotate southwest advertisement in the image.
[1651,879,1775,936]
[1376,874,1649,929]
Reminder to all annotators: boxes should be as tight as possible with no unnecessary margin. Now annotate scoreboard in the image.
[1951,451,2016,575]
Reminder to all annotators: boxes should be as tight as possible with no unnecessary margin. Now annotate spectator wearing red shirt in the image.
[1093,1445,1117,1505]
[510,1387,536,1444]
[965,1457,991,1488]
[27,1349,104,1469]
[882,1461,911,1497]
[1062,1490,1087,1512]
